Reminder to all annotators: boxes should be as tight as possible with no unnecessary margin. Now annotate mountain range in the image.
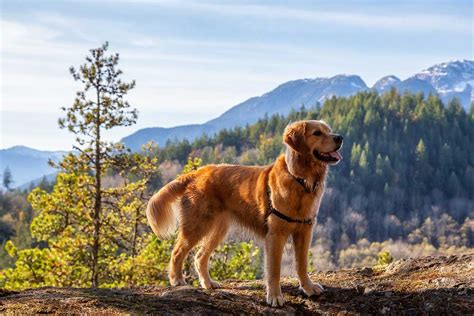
[122,60,473,151]
[0,146,67,189]
[1,59,472,187]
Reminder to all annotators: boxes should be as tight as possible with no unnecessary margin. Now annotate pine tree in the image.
[415,139,427,161]
[414,139,432,193]
[359,150,367,169]
[57,42,137,287]
[375,154,384,176]
[350,143,361,167]
[2,167,13,191]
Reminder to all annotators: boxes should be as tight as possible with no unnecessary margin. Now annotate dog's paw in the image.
[201,279,221,289]
[300,282,324,297]
[170,278,187,286]
[266,292,285,307]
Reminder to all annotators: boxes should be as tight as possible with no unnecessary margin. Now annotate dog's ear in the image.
[283,121,308,154]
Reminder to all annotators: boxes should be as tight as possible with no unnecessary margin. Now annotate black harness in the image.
[265,177,315,226]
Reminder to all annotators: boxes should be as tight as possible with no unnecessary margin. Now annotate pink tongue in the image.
[329,151,342,160]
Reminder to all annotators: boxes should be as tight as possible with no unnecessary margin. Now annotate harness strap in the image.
[266,186,314,225]
[291,174,319,193]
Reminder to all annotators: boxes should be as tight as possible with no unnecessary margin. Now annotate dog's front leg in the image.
[293,228,324,297]
[264,232,287,307]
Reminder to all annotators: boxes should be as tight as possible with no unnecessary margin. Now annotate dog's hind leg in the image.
[169,230,200,286]
[194,217,230,289]
[169,194,215,286]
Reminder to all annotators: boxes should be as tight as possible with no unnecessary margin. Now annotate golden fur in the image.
[146,120,343,306]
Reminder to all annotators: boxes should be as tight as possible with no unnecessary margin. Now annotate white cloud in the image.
[1,20,59,45]
[93,0,472,33]
[130,37,160,48]
[197,2,471,32]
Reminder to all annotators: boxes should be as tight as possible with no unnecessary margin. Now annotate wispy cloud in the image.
[1,20,59,51]
[189,2,470,32]
[85,0,472,32]
[130,37,160,48]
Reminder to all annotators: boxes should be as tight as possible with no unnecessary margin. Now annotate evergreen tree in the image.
[2,167,13,191]
[414,139,432,193]
[57,42,137,287]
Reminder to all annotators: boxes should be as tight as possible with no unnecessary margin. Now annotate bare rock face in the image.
[0,253,472,315]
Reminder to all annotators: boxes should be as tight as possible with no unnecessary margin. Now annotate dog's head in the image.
[283,120,343,165]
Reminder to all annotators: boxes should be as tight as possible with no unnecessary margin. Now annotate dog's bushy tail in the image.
[146,176,190,238]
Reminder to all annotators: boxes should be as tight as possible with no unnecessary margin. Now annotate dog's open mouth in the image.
[313,148,343,164]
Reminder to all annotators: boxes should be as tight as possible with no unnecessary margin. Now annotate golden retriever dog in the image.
[146,120,343,306]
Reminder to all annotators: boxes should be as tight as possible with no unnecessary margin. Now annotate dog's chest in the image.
[274,186,323,218]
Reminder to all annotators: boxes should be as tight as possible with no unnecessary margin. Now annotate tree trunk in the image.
[131,206,140,258]
[128,205,141,286]
[91,87,102,288]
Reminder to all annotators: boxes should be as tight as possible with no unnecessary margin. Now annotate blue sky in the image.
[1,0,472,150]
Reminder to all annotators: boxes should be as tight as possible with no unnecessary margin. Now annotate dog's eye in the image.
[313,131,322,136]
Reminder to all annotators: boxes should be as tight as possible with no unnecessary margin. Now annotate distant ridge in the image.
[122,74,369,151]
[0,146,67,188]
[122,60,474,151]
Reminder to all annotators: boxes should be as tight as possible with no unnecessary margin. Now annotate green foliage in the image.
[0,190,34,268]
[182,157,203,174]
[102,234,174,288]
[210,241,262,281]
[0,246,52,289]
[5,240,16,257]
[1,152,159,290]
[257,135,283,164]
[376,251,394,267]
[308,251,315,273]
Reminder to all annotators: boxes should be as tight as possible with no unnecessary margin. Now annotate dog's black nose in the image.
[334,135,343,143]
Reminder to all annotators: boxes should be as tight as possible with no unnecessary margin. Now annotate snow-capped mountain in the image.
[373,60,474,106]
[414,60,474,96]
[373,75,402,94]
[124,60,473,151]
[399,77,438,97]
[414,60,474,105]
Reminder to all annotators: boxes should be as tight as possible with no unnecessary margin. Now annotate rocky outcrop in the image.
[0,253,472,315]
